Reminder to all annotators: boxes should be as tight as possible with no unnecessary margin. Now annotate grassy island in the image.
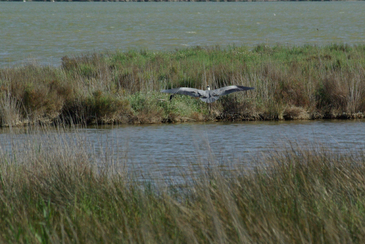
[1,44,365,127]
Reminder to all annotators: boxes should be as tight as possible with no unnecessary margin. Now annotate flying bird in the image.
[161,85,254,103]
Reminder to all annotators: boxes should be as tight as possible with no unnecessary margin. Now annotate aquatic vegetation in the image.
[1,131,365,243]
[0,44,365,126]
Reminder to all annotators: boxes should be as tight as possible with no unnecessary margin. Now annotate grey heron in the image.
[161,85,254,103]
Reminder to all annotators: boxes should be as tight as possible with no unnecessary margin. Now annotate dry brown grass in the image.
[1,44,365,126]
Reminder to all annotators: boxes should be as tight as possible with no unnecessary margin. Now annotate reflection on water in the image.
[1,2,365,67]
[0,120,364,179]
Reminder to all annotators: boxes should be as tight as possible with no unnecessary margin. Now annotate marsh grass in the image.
[1,44,365,126]
[1,128,365,243]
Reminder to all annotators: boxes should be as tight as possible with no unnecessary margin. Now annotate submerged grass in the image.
[1,44,365,126]
[1,129,365,243]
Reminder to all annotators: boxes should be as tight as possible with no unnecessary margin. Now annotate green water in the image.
[1,2,365,67]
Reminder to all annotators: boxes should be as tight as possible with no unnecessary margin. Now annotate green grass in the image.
[1,44,365,127]
[1,130,365,243]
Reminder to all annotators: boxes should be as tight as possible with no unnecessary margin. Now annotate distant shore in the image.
[1,44,364,127]
[2,0,363,2]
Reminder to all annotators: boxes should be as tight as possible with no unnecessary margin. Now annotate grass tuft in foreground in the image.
[1,133,365,243]
[1,44,365,126]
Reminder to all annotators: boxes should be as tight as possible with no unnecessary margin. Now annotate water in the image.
[1,2,365,67]
[1,2,365,180]
[1,120,364,180]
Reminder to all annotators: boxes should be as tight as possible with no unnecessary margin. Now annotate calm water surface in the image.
[1,2,365,179]
[1,120,364,179]
[1,2,365,67]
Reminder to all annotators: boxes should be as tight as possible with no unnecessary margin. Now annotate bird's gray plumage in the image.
[161,85,254,103]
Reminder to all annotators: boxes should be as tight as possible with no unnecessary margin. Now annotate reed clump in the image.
[1,132,365,243]
[1,44,365,126]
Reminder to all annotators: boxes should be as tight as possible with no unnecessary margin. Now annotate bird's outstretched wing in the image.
[160,87,203,98]
[212,85,254,96]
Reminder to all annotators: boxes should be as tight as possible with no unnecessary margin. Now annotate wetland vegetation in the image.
[1,44,365,127]
[1,132,365,243]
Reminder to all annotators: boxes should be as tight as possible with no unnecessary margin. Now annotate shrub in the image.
[72,90,131,124]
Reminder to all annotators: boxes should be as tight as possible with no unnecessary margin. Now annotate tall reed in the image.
[1,127,365,243]
[1,44,364,126]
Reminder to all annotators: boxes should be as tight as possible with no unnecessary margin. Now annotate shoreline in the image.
[2,106,364,128]
[1,44,364,127]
